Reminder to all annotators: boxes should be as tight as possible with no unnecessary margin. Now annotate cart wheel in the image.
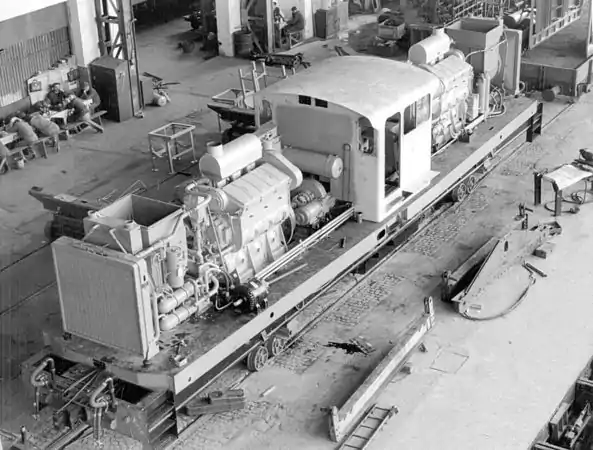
[451,183,468,203]
[246,345,269,372]
[23,147,36,161]
[465,174,477,192]
[267,335,286,357]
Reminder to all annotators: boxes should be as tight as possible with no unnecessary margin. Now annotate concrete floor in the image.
[1,12,593,450]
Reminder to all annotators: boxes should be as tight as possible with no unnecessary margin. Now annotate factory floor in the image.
[1,12,593,450]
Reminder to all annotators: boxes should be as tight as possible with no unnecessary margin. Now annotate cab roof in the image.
[256,56,439,128]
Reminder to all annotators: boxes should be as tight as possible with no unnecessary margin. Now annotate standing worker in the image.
[273,1,286,23]
[273,1,286,49]
[65,94,104,133]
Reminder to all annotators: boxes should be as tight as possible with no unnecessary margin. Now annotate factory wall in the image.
[0,2,71,117]
[0,0,99,119]
[0,0,68,23]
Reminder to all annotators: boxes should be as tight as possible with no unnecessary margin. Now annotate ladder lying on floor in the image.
[338,405,398,450]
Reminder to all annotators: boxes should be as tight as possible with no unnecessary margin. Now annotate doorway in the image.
[384,112,401,195]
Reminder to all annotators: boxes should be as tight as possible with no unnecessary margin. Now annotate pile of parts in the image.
[441,208,561,318]
[532,357,593,450]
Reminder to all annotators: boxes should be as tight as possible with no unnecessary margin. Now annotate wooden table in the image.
[0,132,19,146]
[47,110,70,126]
[534,164,593,216]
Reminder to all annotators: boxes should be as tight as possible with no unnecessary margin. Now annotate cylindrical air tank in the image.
[408,28,452,65]
[165,246,187,289]
[282,148,343,179]
[199,134,263,180]
[475,74,491,115]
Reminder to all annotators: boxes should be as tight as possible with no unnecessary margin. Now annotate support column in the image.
[216,0,242,57]
[67,0,100,66]
[297,0,314,40]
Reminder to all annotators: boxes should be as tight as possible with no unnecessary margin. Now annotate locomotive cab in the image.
[255,56,440,223]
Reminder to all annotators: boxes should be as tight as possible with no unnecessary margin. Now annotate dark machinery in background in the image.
[29,187,102,242]
[532,359,593,450]
[29,182,147,242]
[184,0,218,40]
[133,0,196,25]
[502,0,535,50]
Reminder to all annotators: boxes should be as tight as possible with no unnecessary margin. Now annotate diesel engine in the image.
[51,127,337,360]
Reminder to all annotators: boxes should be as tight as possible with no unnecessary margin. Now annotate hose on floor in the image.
[458,273,536,321]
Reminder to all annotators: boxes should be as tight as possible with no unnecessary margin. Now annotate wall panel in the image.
[0,27,71,107]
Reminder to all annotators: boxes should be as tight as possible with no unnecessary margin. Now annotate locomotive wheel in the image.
[466,174,477,192]
[246,345,269,372]
[451,183,468,203]
[267,335,286,357]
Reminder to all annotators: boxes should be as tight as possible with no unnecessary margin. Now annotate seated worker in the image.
[46,83,67,111]
[7,116,38,145]
[0,139,9,171]
[80,82,101,112]
[282,6,305,38]
[28,112,61,147]
[33,99,51,116]
[65,94,104,133]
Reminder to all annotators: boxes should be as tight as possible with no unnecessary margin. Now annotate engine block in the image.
[201,162,295,282]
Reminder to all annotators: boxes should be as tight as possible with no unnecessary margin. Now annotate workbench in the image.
[0,131,19,146]
[47,110,69,126]
[534,164,593,216]
[148,123,197,174]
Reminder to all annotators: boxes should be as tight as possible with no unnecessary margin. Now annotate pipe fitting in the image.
[30,357,55,388]
[89,377,115,409]
[207,274,219,298]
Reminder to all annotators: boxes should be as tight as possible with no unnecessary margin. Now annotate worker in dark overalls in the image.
[46,83,67,111]
[282,6,305,40]
[80,82,101,113]
[65,94,104,133]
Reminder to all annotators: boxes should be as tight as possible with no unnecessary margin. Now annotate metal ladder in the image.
[338,405,398,450]
[237,61,297,96]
